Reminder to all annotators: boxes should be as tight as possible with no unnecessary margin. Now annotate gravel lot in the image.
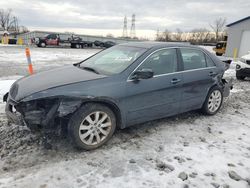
[0,45,249,188]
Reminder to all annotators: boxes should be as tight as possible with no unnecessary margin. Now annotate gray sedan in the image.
[4,42,232,150]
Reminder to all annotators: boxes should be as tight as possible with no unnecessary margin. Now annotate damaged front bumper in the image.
[4,93,82,130]
[5,95,26,126]
[4,94,60,129]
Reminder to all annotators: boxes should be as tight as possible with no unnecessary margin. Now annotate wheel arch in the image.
[202,84,222,107]
[201,83,223,113]
[82,100,123,129]
[59,98,124,129]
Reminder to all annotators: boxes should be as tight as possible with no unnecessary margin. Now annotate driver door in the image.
[46,34,58,45]
[122,48,183,125]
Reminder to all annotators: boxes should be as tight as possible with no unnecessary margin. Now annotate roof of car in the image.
[120,41,191,49]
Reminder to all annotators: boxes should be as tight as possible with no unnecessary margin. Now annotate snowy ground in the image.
[0,45,250,188]
[0,45,100,76]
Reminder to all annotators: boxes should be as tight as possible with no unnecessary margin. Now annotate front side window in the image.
[80,45,147,75]
[46,34,57,39]
[180,49,206,70]
[137,48,178,75]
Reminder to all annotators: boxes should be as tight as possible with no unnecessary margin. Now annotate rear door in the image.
[179,48,218,112]
[123,48,183,125]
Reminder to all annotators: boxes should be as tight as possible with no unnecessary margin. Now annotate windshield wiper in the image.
[81,66,100,74]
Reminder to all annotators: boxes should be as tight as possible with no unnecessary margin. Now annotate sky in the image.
[0,0,249,39]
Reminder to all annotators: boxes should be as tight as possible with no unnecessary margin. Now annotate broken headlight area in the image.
[18,98,60,130]
[16,98,83,131]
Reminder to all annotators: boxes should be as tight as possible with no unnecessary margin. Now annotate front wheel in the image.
[68,103,116,150]
[202,86,223,115]
[40,42,46,47]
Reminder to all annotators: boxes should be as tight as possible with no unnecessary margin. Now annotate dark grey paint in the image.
[6,42,229,129]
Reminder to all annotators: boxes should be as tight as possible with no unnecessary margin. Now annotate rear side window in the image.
[137,48,178,75]
[205,55,215,67]
[180,49,206,70]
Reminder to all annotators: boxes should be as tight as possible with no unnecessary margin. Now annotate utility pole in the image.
[130,14,136,38]
[122,16,128,38]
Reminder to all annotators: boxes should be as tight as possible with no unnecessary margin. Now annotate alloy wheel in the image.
[208,90,222,113]
[78,111,112,146]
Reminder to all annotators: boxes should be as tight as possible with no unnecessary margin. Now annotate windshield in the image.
[79,45,147,75]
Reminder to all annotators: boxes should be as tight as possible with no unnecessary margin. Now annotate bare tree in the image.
[162,29,172,41]
[188,28,211,44]
[12,16,19,33]
[156,29,171,41]
[210,18,227,42]
[174,28,183,41]
[0,9,28,34]
[0,9,14,31]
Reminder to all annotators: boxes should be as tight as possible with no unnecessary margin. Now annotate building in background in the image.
[225,16,250,57]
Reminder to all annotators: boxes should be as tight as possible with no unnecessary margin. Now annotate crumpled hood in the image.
[10,65,106,101]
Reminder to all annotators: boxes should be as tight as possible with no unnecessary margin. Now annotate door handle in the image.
[171,78,181,84]
[209,72,217,76]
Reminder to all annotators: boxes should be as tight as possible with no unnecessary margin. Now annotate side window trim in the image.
[127,48,179,80]
[205,54,216,67]
[179,47,217,71]
[127,47,216,82]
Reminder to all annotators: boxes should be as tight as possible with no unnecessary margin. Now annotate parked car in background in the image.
[236,52,250,80]
[104,41,116,48]
[34,33,91,48]
[94,40,104,47]
[213,41,227,56]
[4,42,232,150]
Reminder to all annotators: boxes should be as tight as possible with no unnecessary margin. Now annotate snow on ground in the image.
[0,45,100,77]
[0,45,250,188]
[0,79,18,115]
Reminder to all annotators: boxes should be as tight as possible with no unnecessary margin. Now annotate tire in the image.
[40,42,46,47]
[216,52,222,56]
[68,103,116,150]
[202,86,223,115]
[236,75,245,80]
[75,44,80,49]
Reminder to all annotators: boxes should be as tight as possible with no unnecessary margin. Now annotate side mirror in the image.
[131,69,154,80]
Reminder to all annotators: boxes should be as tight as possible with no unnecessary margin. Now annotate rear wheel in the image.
[202,86,223,115]
[68,103,116,150]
